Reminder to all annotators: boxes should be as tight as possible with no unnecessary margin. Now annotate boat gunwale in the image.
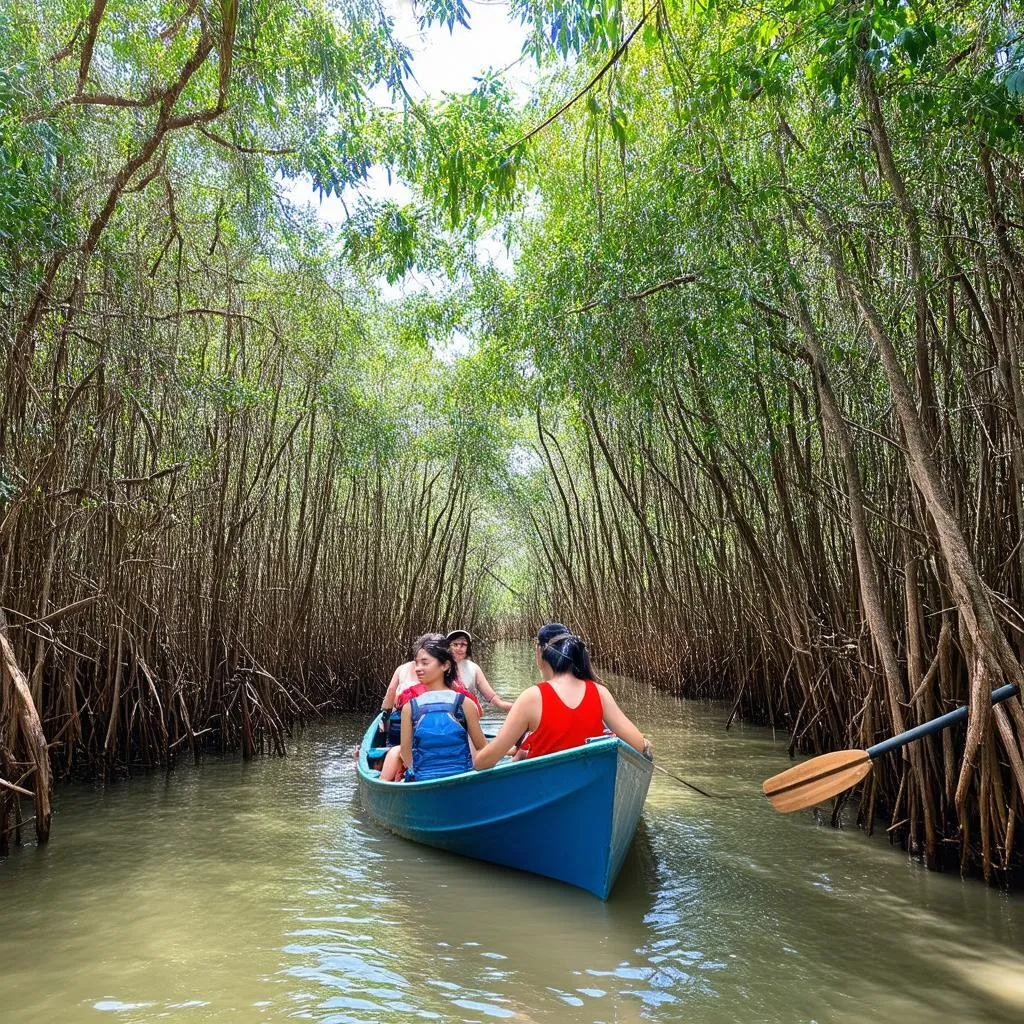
[356,718,653,793]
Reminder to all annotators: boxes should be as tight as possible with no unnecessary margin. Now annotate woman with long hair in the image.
[473,624,650,770]
[379,633,487,782]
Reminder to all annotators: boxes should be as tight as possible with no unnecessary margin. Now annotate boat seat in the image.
[368,747,389,760]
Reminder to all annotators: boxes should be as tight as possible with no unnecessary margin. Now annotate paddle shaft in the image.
[651,762,734,799]
[866,683,1020,761]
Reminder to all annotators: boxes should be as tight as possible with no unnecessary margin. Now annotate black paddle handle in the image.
[866,684,1020,760]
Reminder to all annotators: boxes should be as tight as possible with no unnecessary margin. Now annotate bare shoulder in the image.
[515,685,542,707]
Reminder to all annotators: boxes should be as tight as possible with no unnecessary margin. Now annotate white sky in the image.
[394,0,536,99]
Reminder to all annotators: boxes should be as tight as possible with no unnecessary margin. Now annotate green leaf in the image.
[1005,69,1024,98]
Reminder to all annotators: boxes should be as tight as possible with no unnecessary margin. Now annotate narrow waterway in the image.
[2,641,1022,1023]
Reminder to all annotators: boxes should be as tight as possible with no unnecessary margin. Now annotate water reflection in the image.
[1,642,1022,1024]
[281,784,662,1024]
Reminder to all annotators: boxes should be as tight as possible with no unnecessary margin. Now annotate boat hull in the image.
[356,722,652,899]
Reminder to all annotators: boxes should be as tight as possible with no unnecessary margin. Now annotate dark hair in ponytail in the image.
[413,633,458,687]
[537,622,569,647]
[538,627,598,682]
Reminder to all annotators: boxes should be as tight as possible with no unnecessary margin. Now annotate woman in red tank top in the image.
[473,625,650,769]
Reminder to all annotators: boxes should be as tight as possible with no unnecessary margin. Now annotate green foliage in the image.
[418,0,472,34]
[0,23,69,288]
[408,71,527,229]
[344,200,430,283]
[5,0,1024,648]
[510,0,625,61]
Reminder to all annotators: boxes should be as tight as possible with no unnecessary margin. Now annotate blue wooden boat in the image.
[356,719,653,899]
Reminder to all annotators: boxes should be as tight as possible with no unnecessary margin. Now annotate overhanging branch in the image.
[567,272,697,315]
[504,2,662,153]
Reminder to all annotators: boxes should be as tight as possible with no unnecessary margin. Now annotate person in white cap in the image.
[446,629,513,712]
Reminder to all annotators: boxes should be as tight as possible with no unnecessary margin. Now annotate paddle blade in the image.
[762,750,873,813]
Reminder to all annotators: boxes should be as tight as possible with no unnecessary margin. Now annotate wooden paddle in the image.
[763,683,1020,813]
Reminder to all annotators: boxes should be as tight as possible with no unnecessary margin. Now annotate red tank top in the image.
[521,680,604,759]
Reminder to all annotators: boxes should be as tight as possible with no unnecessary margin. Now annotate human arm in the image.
[473,687,542,770]
[596,684,648,754]
[382,667,401,711]
[474,666,513,712]
[463,699,487,751]
[399,703,414,769]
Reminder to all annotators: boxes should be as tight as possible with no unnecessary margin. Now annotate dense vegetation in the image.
[3,0,1024,883]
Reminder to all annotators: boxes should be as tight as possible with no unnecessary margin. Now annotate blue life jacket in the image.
[407,690,473,782]
[386,709,402,747]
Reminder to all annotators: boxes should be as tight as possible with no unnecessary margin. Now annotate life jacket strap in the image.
[410,691,467,728]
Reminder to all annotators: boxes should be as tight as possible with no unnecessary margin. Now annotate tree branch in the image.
[567,273,697,314]
[198,125,297,156]
[125,147,168,194]
[77,0,109,93]
[504,1,661,153]
[0,777,34,798]
[3,595,103,630]
[50,19,85,62]
[24,90,166,122]
[160,0,201,43]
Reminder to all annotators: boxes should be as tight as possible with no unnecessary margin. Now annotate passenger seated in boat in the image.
[446,629,513,712]
[473,626,650,770]
[378,639,482,746]
[378,652,419,746]
[380,633,487,782]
